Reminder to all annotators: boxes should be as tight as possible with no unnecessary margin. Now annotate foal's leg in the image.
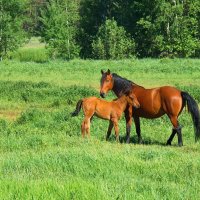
[106,120,113,141]
[133,116,142,144]
[112,119,119,142]
[82,108,94,138]
[81,115,93,138]
[167,115,183,146]
[84,117,91,137]
[81,120,86,138]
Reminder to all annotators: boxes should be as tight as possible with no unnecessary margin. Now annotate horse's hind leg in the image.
[168,115,183,146]
[166,129,176,145]
[106,121,113,141]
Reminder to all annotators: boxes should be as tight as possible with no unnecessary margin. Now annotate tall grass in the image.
[12,48,49,63]
[11,37,49,63]
[0,59,199,199]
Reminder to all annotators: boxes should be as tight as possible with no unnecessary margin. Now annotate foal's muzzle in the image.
[134,104,140,109]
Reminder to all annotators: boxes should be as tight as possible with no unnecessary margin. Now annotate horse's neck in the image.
[112,75,144,97]
[112,81,123,97]
[111,76,122,97]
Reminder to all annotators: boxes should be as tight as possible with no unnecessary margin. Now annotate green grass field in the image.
[0,58,200,199]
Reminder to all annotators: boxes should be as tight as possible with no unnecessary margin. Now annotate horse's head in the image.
[125,88,140,109]
[100,69,114,98]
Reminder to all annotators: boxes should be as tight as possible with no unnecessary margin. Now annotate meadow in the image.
[0,57,200,199]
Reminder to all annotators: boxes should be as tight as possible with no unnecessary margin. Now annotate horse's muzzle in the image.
[100,92,105,98]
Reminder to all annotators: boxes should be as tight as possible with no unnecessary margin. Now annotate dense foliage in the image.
[1,0,200,59]
[92,19,135,59]
[40,0,80,59]
[0,0,27,60]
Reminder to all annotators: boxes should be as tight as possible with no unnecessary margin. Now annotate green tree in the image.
[134,0,200,57]
[0,0,27,60]
[40,0,80,59]
[24,0,47,36]
[92,19,135,59]
[79,0,200,58]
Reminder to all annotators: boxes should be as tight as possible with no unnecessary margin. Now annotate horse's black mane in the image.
[112,73,134,97]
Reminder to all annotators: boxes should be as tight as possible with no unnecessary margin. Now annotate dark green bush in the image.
[92,19,135,59]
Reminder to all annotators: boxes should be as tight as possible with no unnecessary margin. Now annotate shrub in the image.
[92,19,135,59]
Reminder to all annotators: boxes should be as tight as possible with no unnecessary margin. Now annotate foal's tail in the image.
[181,92,200,141]
[71,99,83,117]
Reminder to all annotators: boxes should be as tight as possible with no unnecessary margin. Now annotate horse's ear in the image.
[107,69,111,75]
[101,69,104,74]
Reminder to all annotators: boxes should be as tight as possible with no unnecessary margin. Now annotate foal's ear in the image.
[124,89,130,96]
[101,69,104,74]
[107,69,111,75]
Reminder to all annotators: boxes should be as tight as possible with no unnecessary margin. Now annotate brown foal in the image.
[71,90,140,141]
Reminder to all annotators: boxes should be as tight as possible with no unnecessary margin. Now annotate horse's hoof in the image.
[178,143,183,147]
[138,139,143,144]
[166,141,171,145]
[126,138,130,143]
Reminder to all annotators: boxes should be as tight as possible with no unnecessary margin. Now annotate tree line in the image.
[1,0,200,60]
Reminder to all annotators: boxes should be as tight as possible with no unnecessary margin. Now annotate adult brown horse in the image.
[71,88,140,141]
[100,69,200,146]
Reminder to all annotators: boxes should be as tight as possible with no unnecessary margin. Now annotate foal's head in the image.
[124,88,140,109]
[100,69,114,98]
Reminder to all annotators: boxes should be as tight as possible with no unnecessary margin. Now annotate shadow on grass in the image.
[101,132,183,147]
[120,135,167,146]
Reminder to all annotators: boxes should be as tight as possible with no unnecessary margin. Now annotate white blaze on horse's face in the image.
[100,69,113,98]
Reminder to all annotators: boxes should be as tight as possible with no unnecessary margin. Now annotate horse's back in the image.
[159,86,183,116]
[133,85,183,118]
[159,86,181,96]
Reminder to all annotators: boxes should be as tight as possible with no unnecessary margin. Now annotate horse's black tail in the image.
[71,99,83,117]
[181,91,200,141]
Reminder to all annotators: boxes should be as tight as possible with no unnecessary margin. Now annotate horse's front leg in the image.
[133,116,142,144]
[106,120,113,141]
[125,106,133,143]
